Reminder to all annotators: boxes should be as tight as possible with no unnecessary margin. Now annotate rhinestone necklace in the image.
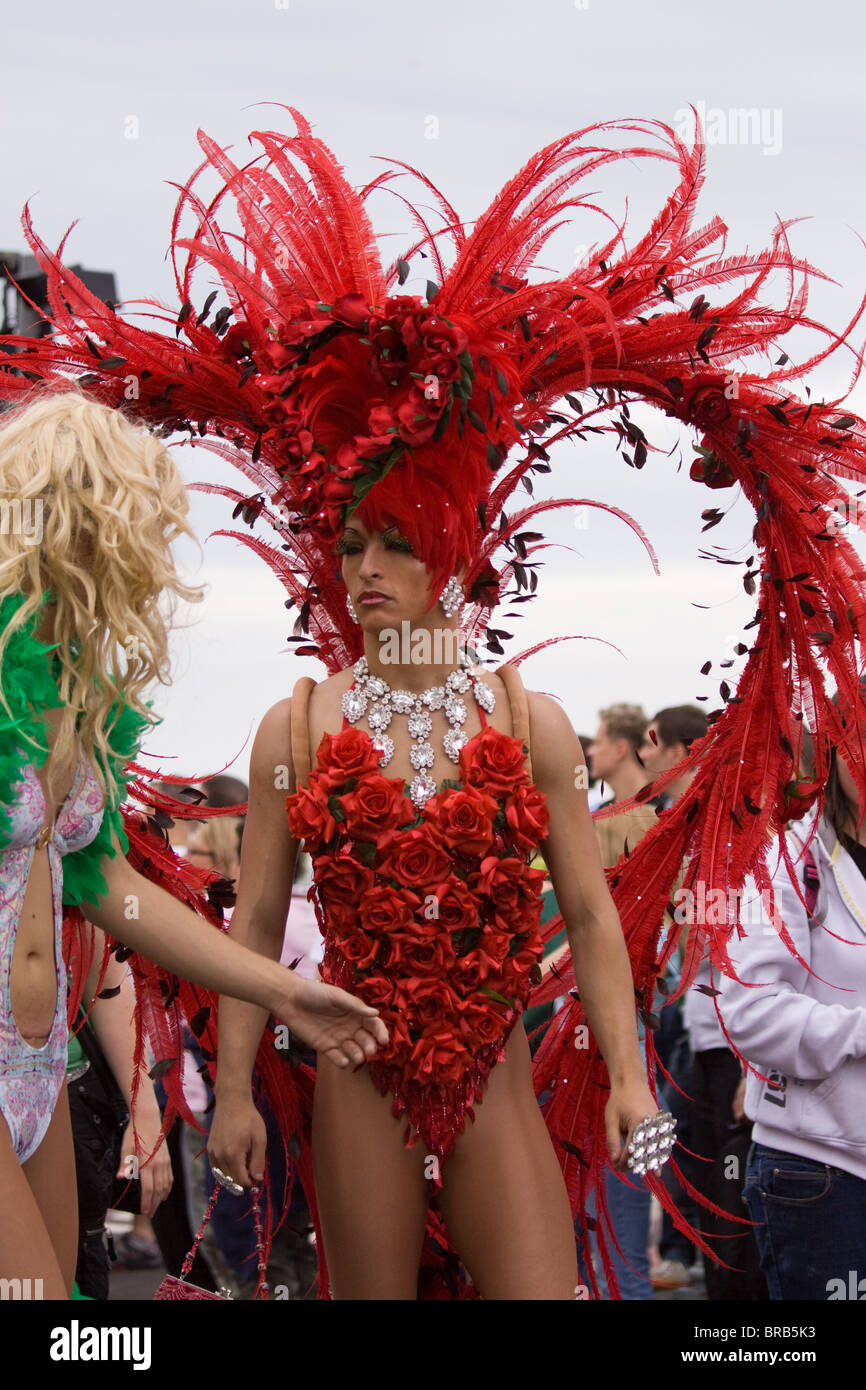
[341,651,496,808]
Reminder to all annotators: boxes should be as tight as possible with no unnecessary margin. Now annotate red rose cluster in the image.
[224,291,522,550]
[286,721,550,1102]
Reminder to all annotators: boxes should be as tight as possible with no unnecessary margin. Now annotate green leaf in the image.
[327,795,345,822]
[353,839,377,867]
[480,986,511,1006]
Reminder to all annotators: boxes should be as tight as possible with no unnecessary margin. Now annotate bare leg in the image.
[22,1084,79,1296]
[312,1061,430,1299]
[436,1024,579,1299]
[0,1090,75,1300]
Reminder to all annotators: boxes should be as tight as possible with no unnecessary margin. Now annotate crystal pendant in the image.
[391,690,416,714]
[473,680,495,713]
[372,732,394,766]
[341,688,367,722]
[409,742,435,770]
[443,727,468,762]
[407,709,432,739]
[409,771,437,807]
[368,700,393,732]
[420,686,445,711]
[443,695,467,725]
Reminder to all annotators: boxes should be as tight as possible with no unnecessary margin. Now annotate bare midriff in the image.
[8,708,77,1047]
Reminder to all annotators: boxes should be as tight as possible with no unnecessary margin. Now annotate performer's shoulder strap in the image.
[290,677,316,789]
[495,663,533,781]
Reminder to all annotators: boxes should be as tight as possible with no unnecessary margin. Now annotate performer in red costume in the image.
[4,105,866,1298]
[212,522,665,1299]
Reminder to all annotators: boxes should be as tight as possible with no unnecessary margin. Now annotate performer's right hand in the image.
[278,975,389,1070]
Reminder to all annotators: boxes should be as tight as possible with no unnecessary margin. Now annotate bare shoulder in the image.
[307,666,353,730]
[525,689,585,788]
[251,697,294,785]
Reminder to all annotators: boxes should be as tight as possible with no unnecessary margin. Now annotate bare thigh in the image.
[436,1023,579,1299]
[0,1084,77,1299]
[312,1058,429,1299]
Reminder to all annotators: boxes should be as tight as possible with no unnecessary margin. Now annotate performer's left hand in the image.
[604,1080,661,1173]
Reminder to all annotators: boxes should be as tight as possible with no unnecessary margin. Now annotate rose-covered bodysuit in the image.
[286,662,550,1169]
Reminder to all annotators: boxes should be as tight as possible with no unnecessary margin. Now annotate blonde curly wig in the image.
[0,384,206,808]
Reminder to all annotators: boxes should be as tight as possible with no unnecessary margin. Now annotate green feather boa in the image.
[0,590,156,908]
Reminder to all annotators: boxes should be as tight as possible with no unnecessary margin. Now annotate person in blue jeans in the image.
[722,696,866,1300]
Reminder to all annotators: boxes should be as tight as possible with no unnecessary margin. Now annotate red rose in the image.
[312,852,375,905]
[221,321,254,357]
[472,854,546,906]
[418,313,470,358]
[424,784,498,855]
[452,952,482,992]
[407,1025,471,1086]
[286,774,337,848]
[689,449,736,490]
[367,400,398,436]
[459,1000,510,1048]
[454,948,499,986]
[378,1008,412,1058]
[368,317,405,365]
[477,928,512,965]
[322,896,359,937]
[459,725,529,795]
[428,351,462,385]
[340,927,380,970]
[314,728,381,791]
[333,442,371,480]
[684,382,732,428]
[508,947,542,979]
[393,976,460,1026]
[386,932,455,977]
[331,293,370,329]
[503,783,550,851]
[340,773,418,840]
[376,824,452,887]
[424,875,480,933]
[321,471,357,512]
[491,891,543,939]
[262,341,296,370]
[356,975,396,1010]
[395,387,441,447]
[358,884,421,936]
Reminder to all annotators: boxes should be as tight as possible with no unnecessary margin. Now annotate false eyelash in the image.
[334,535,413,555]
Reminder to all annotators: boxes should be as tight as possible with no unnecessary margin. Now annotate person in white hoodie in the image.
[721,702,866,1301]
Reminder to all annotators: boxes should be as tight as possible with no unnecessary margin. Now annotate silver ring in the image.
[211,1165,245,1197]
[626,1111,676,1175]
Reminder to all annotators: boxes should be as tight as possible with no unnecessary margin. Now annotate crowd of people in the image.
[572,696,866,1301]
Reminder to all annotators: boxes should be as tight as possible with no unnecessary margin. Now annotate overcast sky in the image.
[4,0,866,783]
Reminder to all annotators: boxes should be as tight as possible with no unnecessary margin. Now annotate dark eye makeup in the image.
[335,529,413,555]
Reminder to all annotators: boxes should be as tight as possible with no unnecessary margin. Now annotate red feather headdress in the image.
[6,104,866,1296]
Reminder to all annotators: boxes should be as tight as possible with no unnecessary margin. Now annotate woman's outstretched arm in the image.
[78,702,387,1069]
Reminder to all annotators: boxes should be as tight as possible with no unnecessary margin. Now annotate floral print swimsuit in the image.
[0,749,104,1162]
[286,664,550,1171]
